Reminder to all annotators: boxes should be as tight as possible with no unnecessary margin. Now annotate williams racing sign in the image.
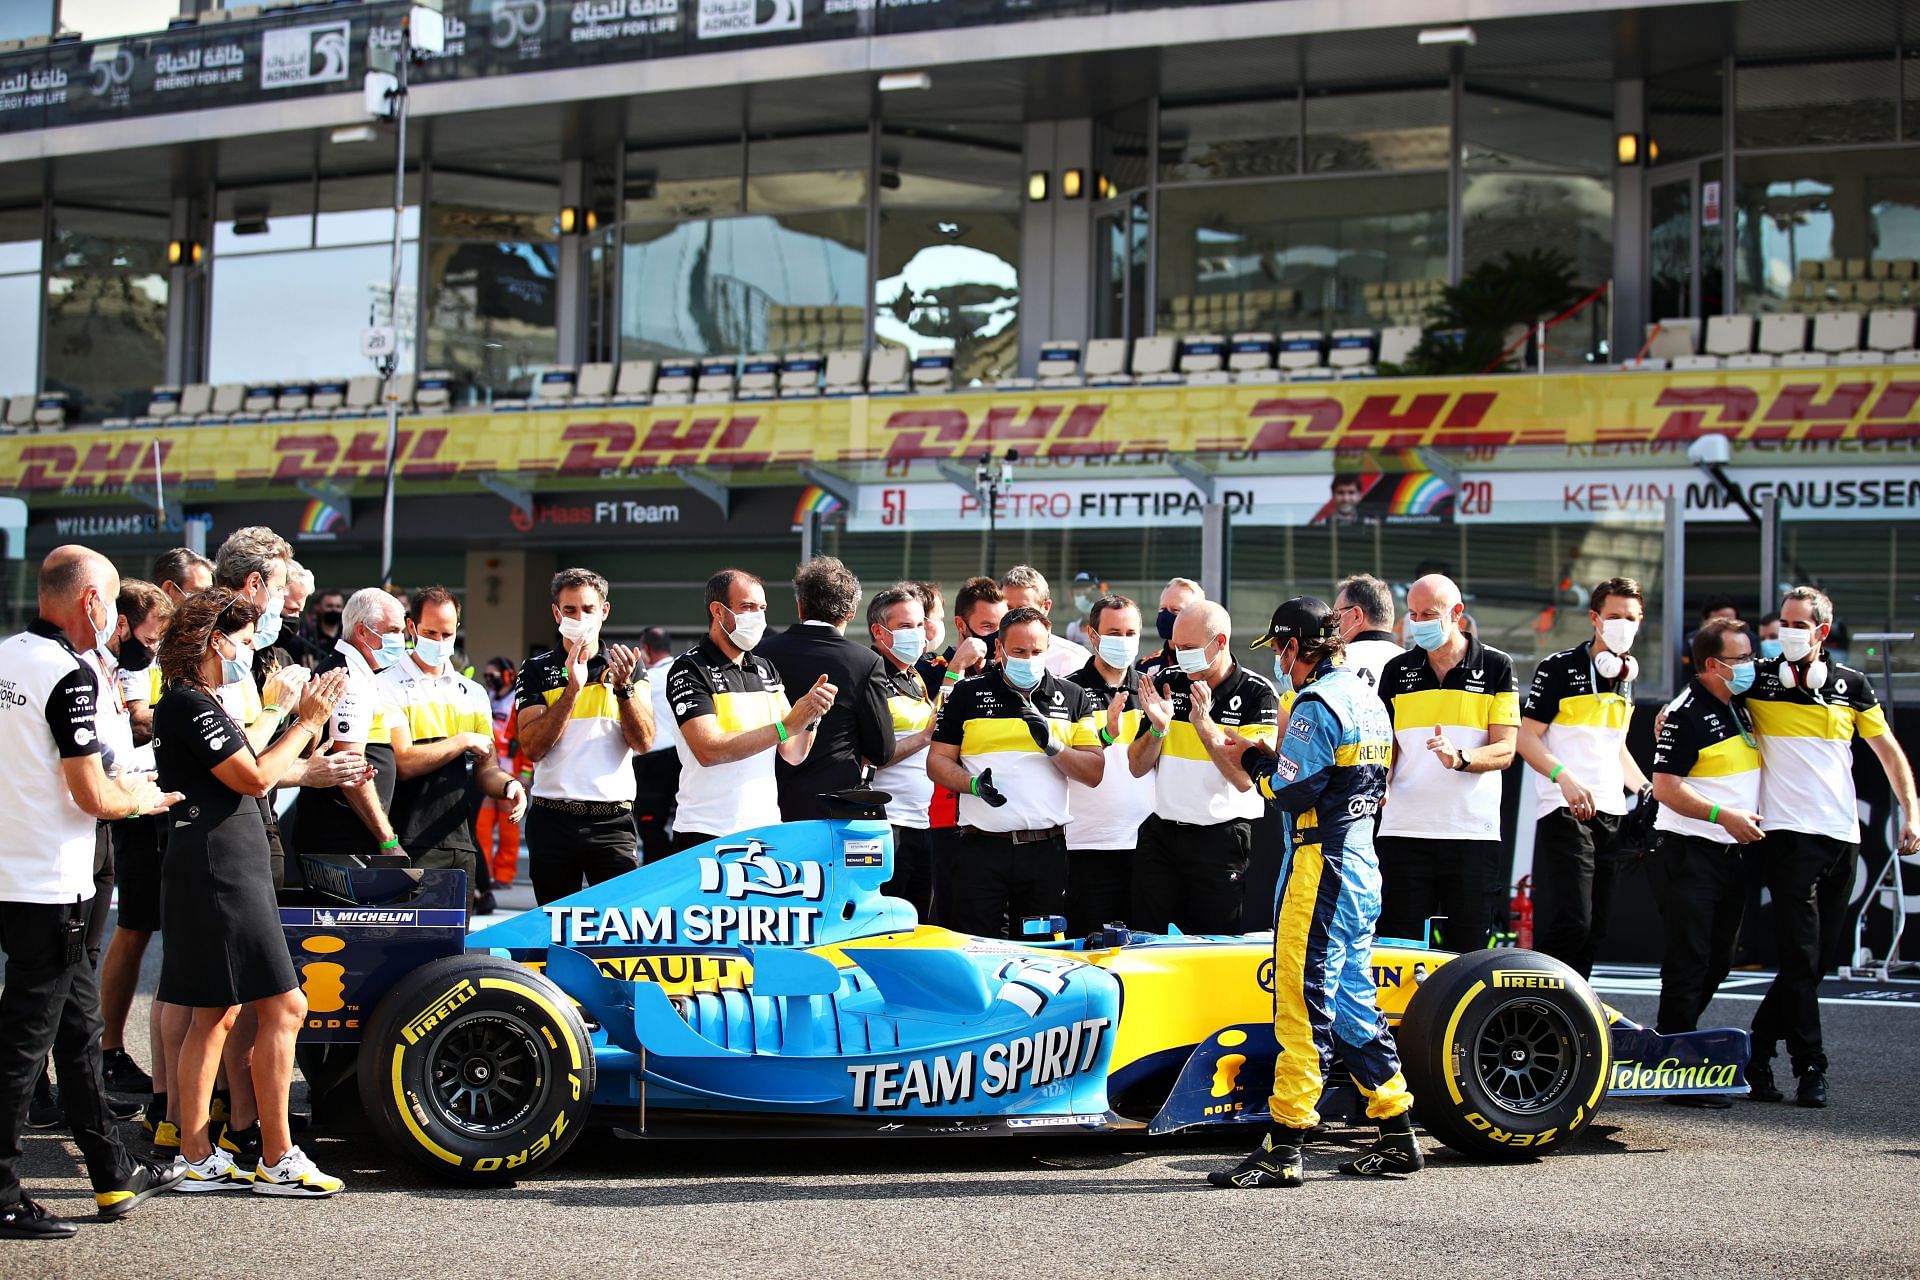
[6,366,1920,497]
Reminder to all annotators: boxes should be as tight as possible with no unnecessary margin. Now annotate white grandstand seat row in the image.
[1625,308,1920,370]
[994,328,1424,388]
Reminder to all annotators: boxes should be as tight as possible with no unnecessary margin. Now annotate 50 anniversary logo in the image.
[3,373,1919,494]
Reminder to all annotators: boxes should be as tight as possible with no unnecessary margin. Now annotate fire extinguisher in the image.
[1511,874,1534,950]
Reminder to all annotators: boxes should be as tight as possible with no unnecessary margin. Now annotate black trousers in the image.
[85,824,114,968]
[1067,848,1134,938]
[633,750,683,865]
[1531,809,1624,978]
[671,829,718,854]
[526,806,639,906]
[1750,830,1855,1074]
[927,826,961,927]
[949,831,1067,940]
[1648,831,1748,1035]
[0,898,135,1205]
[1131,814,1252,935]
[1376,836,1495,951]
[884,826,935,919]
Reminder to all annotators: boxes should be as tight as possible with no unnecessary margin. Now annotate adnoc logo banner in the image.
[260,20,351,89]
[697,0,801,38]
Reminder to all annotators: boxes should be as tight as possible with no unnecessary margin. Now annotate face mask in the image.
[483,671,506,694]
[1156,608,1177,642]
[216,635,249,686]
[927,619,946,652]
[1778,628,1816,663]
[90,592,118,655]
[372,630,409,671]
[1003,654,1044,689]
[558,614,600,648]
[320,609,343,632]
[723,606,766,651]
[1600,617,1639,654]
[1097,634,1140,670]
[1271,653,1294,696]
[1174,642,1213,676]
[1407,617,1450,651]
[1719,658,1756,696]
[1758,637,1784,660]
[251,600,283,651]
[1073,593,1094,615]
[413,634,454,669]
[119,634,154,673]
[888,627,926,666]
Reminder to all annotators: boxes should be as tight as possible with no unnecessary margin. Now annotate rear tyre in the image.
[1398,948,1609,1160]
[357,955,595,1183]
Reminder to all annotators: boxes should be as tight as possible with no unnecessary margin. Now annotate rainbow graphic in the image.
[299,498,347,539]
[792,485,844,527]
[1387,472,1451,517]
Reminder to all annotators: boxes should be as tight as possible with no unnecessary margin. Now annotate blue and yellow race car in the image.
[285,799,1749,1182]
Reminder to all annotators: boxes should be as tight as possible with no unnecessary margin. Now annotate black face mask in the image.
[118,635,154,672]
[320,609,343,632]
[1156,608,1177,642]
[483,672,506,694]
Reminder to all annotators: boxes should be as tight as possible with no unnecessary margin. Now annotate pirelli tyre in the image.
[357,955,595,1183]
[1398,948,1610,1161]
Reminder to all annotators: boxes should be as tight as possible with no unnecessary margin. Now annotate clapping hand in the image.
[1188,679,1213,727]
[1104,691,1127,741]
[1136,679,1174,734]
[297,669,346,732]
[564,637,591,693]
[1019,697,1064,757]
[604,643,639,689]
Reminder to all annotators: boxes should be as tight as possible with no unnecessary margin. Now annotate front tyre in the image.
[357,955,595,1183]
[1398,949,1609,1160]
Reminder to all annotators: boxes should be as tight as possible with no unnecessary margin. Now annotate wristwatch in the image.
[612,683,634,700]
[1453,751,1471,772]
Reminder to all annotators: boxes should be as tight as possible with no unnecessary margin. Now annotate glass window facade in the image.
[1158,98,1300,182]
[1733,148,1920,312]
[1303,88,1450,173]
[1735,57,1898,150]
[0,207,41,397]
[426,171,559,398]
[45,207,168,422]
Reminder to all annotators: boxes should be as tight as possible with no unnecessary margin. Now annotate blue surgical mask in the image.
[374,630,410,671]
[1407,617,1449,651]
[1003,655,1045,689]
[888,627,926,666]
[413,634,454,669]
[1174,642,1212,676]
[1271,654,1294,696]
[1097,634,1140,670]
[216,636,248,686]
[1758,638,1783,661]
[1720,658,1755,696]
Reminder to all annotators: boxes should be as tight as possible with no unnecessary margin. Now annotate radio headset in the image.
[1778,655,1829,693]
[1591,643,1637,689]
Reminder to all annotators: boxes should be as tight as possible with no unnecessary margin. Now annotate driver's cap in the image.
[1253,595,1339,649]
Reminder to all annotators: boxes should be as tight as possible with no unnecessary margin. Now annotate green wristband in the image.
[1150,724,1168,739]
[969,775,979,796]
[1098,726,1116,746]
[260,704,283,717]
[944,669,964,683]
[775,721,789,743]
[378,837,400,851]
[1707,804,1721,824]
[1549,764,1564,781]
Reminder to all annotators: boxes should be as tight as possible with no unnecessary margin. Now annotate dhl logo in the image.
[3,376,1918,493]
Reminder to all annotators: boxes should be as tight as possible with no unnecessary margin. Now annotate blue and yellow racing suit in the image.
[1248,659,1413,1129]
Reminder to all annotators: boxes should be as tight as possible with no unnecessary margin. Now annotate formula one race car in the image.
[283,797,1750,1182]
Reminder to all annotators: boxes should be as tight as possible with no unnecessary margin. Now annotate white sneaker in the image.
[251,1145,344,1198]
[174,1147,253,1193]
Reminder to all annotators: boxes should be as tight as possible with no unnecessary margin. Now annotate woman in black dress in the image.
[153,589,347,1197]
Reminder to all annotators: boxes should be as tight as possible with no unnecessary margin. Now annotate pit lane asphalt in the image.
[5,902,1917,1280]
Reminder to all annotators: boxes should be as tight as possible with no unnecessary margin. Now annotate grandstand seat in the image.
[412,369,455,414]
[1033,340,1083,389]
[570,362,616,406]
[140,385,182,421]
[694,358,737,404]
[1130,335,1181,385]
[611,360,657,406]
[32,392,68,431]
[299,378,347,418]
[175,383,214,422]
[822,350,866,396]
[1278,331,1327,374]
[653,360,696,406]
[779,353,823,398]
[2,392,33,433]
[1081,338,1130,386]
[1724,313,1803,370]
[867,347,909,394]
[1378,325,1422,369]
[499,366,577,411]
[1175,334,1227,385]
[1865,308,1917,356]
[271,382,313,417]
[227,382,277,424]
[337,375,381,417]
[199,383,245,423]
[737,355,780,401]
[1227,333,1279,384]
[1328,329,1376,377]
[910,350,956,393]
[1683,314,1756,371]
[1782,311,1863,365]
[1623,318,1699,370]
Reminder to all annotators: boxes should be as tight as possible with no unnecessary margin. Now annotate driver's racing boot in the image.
[1207,1124,1307,1188]
[1337,1113,1424,1177]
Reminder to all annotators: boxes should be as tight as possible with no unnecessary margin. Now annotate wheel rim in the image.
[425,1012,546,1137]
[1472,998,1576,1115]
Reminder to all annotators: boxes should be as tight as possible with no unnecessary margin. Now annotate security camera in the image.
[1687,434,1731,468]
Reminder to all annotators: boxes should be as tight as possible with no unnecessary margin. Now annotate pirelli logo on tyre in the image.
[402,979,477,1045]
[1491,970,1565,990]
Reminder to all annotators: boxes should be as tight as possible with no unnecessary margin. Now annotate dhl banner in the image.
[3,366,1919,496]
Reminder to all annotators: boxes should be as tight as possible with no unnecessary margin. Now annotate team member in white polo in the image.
[668,568,835,849]
[867,586,937,914]
[1063,594,1153,936]
[515,567,657,905]
[1333,573,1402,692]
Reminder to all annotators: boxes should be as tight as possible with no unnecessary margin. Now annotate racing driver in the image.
[1206,597,1421,1188]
